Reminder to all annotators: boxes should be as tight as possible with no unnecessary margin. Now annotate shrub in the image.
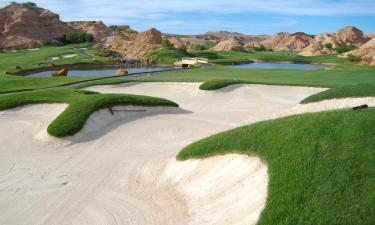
[324,43,333,49]
[191,44,206,51]
[190,43,215,51]
[254,46,267,51]
[24,1,37,7]
[336,44,357,54]
[347,54,362,63]
[64,32,94,43]
[162,39,173,49]
[10,1,37,8]
[84,33,94,42]
[192,63,202,68]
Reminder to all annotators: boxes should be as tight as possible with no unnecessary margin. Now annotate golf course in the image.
[0,1,374,224]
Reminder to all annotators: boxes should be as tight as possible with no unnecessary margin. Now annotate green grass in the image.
[135,65,375,88]
[199,79,250,90]
[0,43,110,75]
[1,49,374,93]
[148,48,347,65]
[147,48,194,64]
[0,88,177,137]
[0,43,113,93]
[301,83,375,103]
[73,79,134,89]
[0,75,92,93]
[177,108,375,225]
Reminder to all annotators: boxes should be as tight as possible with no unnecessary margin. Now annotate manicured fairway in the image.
[148,48,347,64]
[0,43,109,75]
[178,108,375,225]
[137,65,375,88]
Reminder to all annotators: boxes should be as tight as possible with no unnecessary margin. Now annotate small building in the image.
[174,57,208,68]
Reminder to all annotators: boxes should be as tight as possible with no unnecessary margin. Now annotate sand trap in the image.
[49,56,60,60]
[27,48,40,51]
[162,154,268,225]
[291,97,375,114]
[62,54,78,58]
[1,82,373,225]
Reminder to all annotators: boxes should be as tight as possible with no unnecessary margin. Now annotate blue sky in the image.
[1,0,374,35]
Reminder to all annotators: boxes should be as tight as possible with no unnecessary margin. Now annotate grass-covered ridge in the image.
[178,108,375,225]
[0,89,178,137]
[199,79,250,90]
[301,83,375,103]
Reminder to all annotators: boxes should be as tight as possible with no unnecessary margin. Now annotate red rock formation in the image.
[135,28,162,45]
[211,37,244,51]
[0,3,70,49]
[300,26,369,56]
[345,37,375,65]
[260,32,314,51]
[101,28,163,59]
[68,21,112,41]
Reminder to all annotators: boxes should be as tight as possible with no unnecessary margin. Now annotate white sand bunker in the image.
[163,154,268,225]
[291,97,375,114]
[71,154,268,225]
[62,54,78,58]
[2,82,375,225]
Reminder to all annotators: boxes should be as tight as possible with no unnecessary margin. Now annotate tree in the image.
[336,45,357,54]
[64,32,94,43]
[324,43,333,49]
[85,33,94,42]
[162,38,173,49]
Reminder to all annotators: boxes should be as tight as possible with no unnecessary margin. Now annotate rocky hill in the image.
[211,36,244,51]
[164,31,269,50]
[345,37,375,65]
[300,26,369,56]
[260,32,314,51]
[0,3,70,49]
[67,21,112,41]
[98,28,163,59]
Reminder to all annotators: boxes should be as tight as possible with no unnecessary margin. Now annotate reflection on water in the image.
[229,62,325,70]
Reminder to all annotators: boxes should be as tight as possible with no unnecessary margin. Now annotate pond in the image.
[229,62,326,70]
[28,67,172,77]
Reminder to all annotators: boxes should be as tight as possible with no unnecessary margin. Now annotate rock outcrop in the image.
[167,37,186,49]
[0,3,70,49]
[300,26,369,56]
[345,37,375,65]
[334,26,368,46]
[163,31,269,50]
[260,32,314,51]
[135,28,162,45]
[67,21,112,41]
[100,28,162,58]
[211,37,244,51]
[52,68,69,77]
[116,68,129,75]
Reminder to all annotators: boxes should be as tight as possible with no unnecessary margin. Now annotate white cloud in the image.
[2,0,375,18]
[0,0,373,33]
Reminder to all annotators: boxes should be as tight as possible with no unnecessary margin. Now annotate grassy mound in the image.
[199,79,250,90]
[147,48,193,64]
[178,109,375,225]
[0,88,178,137]
[302,83,375,103]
